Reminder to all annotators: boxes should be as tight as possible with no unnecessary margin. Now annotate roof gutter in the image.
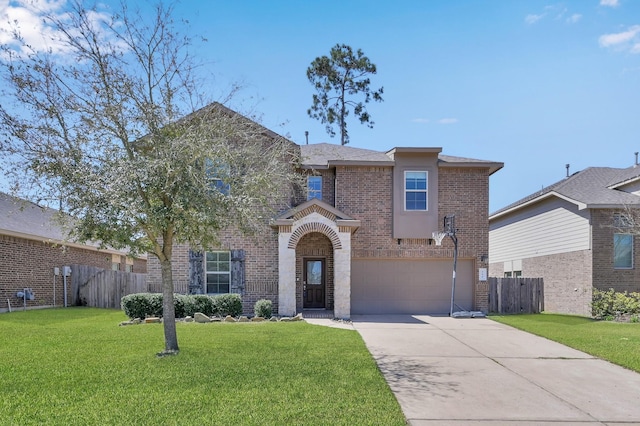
[0,229,145,258]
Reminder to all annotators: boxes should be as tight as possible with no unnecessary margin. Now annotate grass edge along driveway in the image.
[0,308,406,425]
[491,313,640,373]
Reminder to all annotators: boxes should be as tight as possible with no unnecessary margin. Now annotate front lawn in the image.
[0,308,406,425]
[491,313,640,373]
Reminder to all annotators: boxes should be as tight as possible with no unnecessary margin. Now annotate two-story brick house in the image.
[147,111,502,318]
[489,163,640,316]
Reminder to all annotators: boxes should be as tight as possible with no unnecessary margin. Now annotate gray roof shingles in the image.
[492,165,640,216]
[0,192,68,241]
[300,143,393,167]
[300,143,502,172]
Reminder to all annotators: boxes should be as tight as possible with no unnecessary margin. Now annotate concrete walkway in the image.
[348,314,640,426]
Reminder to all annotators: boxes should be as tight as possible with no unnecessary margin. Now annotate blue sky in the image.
[2,0,640,212]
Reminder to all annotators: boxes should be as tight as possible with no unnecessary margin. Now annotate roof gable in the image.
[274,198,356,222]
[491,165,640,219]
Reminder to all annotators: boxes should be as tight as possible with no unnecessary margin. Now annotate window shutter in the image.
[188,250,204,294]
[230,249,245,294]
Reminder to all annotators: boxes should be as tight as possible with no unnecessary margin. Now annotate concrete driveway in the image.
[351,315,640,426]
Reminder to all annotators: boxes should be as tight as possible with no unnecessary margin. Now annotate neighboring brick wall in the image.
[488,262,504,277]
[133,258,147,274]
[523,250,593,316]
[591,209,640,293]
[0,234,145,311]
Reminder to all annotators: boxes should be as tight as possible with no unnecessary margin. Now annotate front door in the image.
[303,258,325,308]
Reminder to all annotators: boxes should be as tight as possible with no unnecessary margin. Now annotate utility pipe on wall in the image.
[62,266,71,307]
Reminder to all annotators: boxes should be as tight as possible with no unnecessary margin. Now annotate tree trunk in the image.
[160,259,179,353]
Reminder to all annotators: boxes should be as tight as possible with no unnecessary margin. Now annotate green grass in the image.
[0,308,405,425]
[491,313,640,373]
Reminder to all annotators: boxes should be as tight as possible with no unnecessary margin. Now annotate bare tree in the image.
[0,1,300,355]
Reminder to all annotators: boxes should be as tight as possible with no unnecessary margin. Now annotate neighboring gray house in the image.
[489,163,640,316]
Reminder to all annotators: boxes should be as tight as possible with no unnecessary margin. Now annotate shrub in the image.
[214,293,243,317]
[190,295,216,317]
[176,295,198,317]
[122,293,243,319]
[121,293,159,319]
[592,288,640,319]
[254,299,273,318]
[173,294,187,319]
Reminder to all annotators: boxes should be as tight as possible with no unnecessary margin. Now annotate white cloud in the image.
[599,25,640,53]
[621,66,640,74]
[0,0,119,58]
[600,0,619,7]
[525,13,545,24]
[411,118,429,124]
[0,0,69,54]
[438,118,458,125]
[566,14,582,24]
[526,5,582,26]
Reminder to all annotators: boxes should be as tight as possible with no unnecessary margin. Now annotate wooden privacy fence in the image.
[488,277,544,314]
[72,265,147,309]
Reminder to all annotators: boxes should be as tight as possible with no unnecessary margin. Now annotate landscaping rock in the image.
[238,316,249,322]
[184,316,194,322]
[194,312,210,323]
[119,320,134,326]
[269,316,278,322]
[211,317,221,322]
[251,316,265,322]
[292,313,303,322]
[280,317,291,322]
[145,317,161,324]
[224,315,236,322]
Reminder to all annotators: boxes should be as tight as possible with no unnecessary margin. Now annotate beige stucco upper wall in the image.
[391,152,440,239]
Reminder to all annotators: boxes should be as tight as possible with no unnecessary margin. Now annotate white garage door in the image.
[351,259,474,314]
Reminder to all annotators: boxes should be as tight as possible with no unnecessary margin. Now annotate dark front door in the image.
[303,258,325,308]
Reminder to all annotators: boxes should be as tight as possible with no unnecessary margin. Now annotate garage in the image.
[351,259,474,314]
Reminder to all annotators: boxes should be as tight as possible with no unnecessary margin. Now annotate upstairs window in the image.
[205,251,231,293]
[307,176,322,201]
[614,233,633,269]
[205,159,230,195]
[405,171,427,211]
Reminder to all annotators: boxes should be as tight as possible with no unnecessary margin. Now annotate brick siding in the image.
[592,209,640,293]
[335,165,491,312]
[0,234,146,311]
[523,250,593,316]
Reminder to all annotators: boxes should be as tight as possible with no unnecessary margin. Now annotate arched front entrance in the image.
[296,232,334,311]
[271,199,360,319]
